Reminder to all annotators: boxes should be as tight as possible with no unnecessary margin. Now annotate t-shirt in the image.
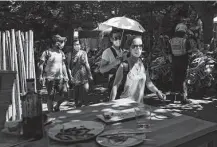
[40,49,66,80]
[101,47,123,65]
[101,47,125,79]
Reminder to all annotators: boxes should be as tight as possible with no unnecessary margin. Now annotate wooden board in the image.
[96,107,147,123]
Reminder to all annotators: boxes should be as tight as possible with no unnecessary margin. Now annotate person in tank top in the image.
[110,36,166,103]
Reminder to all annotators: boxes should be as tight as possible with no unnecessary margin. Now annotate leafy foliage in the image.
[0,1,215,47]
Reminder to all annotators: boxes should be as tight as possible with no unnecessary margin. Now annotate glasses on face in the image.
[132,44,143,49]
[74,43,80,46]
[56,41,64,44]
[112,36,121,41]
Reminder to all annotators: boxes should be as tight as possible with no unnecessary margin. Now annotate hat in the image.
[52,34,67,42]
[175,23,187,33]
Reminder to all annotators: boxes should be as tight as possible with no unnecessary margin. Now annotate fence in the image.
[0,29,36,121]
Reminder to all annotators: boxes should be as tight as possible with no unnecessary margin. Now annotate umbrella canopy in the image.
[94,23,112,34]
[101,16,145,33]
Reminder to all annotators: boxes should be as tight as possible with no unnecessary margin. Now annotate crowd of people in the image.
[38,21,193,113]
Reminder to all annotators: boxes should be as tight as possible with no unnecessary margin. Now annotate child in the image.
[38,34,68,112]
[67,39,93,107]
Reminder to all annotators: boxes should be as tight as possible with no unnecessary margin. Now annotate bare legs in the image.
[47,94,55,113]
[74,82,89,107]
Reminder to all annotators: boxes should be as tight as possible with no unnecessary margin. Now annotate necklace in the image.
[134,63,141,74]
[129,57,141,73]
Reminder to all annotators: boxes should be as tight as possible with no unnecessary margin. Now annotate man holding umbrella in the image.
[98,16,146,96]
[99,28,128,94]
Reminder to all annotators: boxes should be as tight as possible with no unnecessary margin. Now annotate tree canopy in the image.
[0,1,216,45]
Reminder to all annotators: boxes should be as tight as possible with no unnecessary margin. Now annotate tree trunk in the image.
[201,12,213,45]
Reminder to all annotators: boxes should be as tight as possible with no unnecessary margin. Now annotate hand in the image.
[69,78,75,89]
[65,82,69,89]
[69,77,75,84]
[63,77,69,82]
[113,58,121,66]
[39,75,44,86]
[81,58,86,65]
[88,75,94,81]
[156,90,166,101]
[88,76,94,91]
[117,56,123,62]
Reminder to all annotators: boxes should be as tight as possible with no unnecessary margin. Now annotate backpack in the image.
[170,37,187,56]
[108,60,130,100]
[103,47,121,76]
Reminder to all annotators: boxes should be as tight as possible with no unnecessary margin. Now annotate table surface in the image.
[1,98,217,147]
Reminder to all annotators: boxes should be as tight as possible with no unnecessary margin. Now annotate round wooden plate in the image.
[96,128,145,147]
[48,121,104,143]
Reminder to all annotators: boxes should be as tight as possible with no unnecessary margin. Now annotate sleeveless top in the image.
[120,59,146,103]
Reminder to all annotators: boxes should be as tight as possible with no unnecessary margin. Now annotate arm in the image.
[38,60,45,79]
[62,60,69,82]
[145,69,160,93]
[110,64,124,101]
[84,52,93,80]
[38,51,47,78]
[38,51,46,85]
[99,50,120,73]
[66,52,73,82]
[61,53,68,82]
[99,59,119,73]
[145,69,166,100]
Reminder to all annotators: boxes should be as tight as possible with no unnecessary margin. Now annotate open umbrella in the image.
[101,16,145,33]
[94,23,112,36]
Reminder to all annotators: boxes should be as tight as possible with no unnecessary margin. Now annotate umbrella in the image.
[94,23,112,32]
[94,23,112,36]
[101,16,145,33]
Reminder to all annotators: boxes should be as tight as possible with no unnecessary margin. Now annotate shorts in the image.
[45,79,67,96]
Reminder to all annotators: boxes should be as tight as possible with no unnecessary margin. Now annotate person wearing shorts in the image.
[38,34,69,112]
